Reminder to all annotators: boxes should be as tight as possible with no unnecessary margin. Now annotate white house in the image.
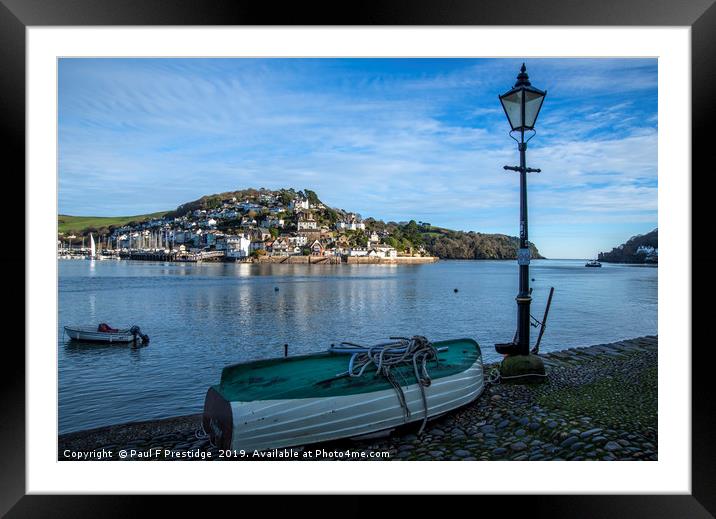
[374,246,398,258]
[240,216,257,227]
[226,235,251,259]
[335,220,366,231]
[636,245,657,255]
[310,239,324,256]
[238,202,262,213]
[289,198,310,210]
[270,237,290,256]
[637,245,658,262]
[260,216,285,228]
[288,235,308,247]
[297,215,318,230]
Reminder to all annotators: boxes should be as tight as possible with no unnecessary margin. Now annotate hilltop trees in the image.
[598,229,658,263]
[422,229,543,260]
[304,189,321,207]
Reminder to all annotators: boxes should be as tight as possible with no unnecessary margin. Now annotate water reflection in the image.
[58,259,657,433]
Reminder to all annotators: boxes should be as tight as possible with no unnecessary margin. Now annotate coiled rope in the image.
[328,336,440,435]
[485,367,501,386]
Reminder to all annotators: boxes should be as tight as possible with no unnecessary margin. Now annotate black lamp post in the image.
[496,63,547,357]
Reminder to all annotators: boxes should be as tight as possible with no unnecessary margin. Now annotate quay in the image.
[255,255,437,265]
[119,250,226,262]
[60,250,439,265]
[58,336,657,461]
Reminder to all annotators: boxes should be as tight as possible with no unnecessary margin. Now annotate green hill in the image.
[598,229,658,264]
[57,187,544,260]
[362,220,544,260]
[58,212,168,234]
[421,226,544,260]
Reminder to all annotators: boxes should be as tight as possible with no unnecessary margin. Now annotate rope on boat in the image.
[195,425,216,449]
[328,336,439,435]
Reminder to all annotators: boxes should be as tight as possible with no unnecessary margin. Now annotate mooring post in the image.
[284,344,288,357]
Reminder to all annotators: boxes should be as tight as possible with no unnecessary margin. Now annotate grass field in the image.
[58,212,168,234]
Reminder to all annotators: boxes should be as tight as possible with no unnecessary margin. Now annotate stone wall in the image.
[345,256,438,265]
[255,255,437,265]
[256,255,341,264]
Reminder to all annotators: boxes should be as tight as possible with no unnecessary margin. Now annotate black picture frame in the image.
[2,0,708,515]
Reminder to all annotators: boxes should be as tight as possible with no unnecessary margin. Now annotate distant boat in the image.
[202,337,484,452]
[64,324,149,343]
[585,259,602,267]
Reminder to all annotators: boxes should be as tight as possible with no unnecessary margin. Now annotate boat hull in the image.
[203,353,484,452]
[64,326,137,343]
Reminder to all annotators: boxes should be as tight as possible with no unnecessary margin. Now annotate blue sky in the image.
[58,58,657,258]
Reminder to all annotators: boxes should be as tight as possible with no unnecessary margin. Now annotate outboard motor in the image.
[129,325,150,344]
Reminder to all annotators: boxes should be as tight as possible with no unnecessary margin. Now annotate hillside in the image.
[421,227,543,260]
[58,212,169,234]
[598,229,658,264]
[362,220,543,260]
[165,188,311,219]
[58,187,543,260]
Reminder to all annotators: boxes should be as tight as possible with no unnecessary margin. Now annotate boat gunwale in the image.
[214,338,482,401]
[219,337,481,373]
[64,325,134,334]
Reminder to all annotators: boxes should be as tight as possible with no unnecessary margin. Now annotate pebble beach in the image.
[58,336,657,461]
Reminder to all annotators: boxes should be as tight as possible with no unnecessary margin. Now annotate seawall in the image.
[255,255,438,265]
[345,256,438,264]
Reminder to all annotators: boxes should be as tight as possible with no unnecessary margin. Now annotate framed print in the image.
[2,0,710,515]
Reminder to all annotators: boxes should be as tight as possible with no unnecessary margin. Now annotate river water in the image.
[58,259,657,433]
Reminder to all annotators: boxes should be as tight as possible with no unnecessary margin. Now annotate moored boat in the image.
[202,337,484,452]
[63,324,149,343]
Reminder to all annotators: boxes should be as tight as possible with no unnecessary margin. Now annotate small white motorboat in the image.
[63,324,149,343]
[203,336,484,452]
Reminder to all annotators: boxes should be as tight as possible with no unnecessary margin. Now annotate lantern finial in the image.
[515,63,531,87]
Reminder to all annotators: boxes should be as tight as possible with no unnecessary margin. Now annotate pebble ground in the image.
[58,336,657,461]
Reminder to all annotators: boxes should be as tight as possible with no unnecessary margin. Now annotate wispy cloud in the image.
[58,58,657,257]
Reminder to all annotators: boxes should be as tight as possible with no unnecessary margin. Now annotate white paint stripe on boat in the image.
[237,383,485,446]
[233,361,483,433]
[237,371,484,436]
[226,359,485,451]
[236,378,484,442]
[233,385,485,450]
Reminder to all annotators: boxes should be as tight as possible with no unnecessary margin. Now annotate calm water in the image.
[58,259,657,433]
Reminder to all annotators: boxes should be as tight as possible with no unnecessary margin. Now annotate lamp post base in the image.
[499,354,547,384]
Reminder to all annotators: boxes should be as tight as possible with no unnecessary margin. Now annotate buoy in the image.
[274,287,279,292]
[454,288,459,293]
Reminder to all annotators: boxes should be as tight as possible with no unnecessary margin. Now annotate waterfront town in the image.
[57,188,432,263]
